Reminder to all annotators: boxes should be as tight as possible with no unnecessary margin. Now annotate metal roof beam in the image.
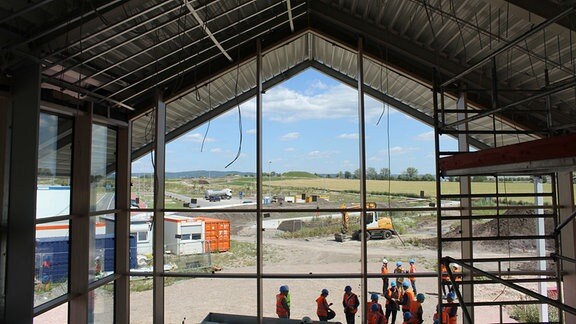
[286,0,295,32]
[183,0,233,62]
[441,5,576,88]
[0,0,57,25]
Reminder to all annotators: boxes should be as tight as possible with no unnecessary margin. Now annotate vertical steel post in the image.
[69,104,93,324]
[456,91,474,324]
[256,38,264,324]
[0,84,9,321]
[433,68,444,320]
[534,176,549,321]
[557,171,574,323]
[357,36,368,323]
[153,90,166,324]
[3,63,41,324]
[116,124,131,324]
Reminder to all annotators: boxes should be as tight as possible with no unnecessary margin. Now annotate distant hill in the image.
[282,171,318,178]
[133,170,255,179]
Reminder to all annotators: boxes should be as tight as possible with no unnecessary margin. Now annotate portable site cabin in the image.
[164,215,205,256]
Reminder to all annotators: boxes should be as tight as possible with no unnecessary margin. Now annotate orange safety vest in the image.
[368,309,386,324]
[381,265,389,275]
[385,287,400,305]
[343,292,358,314]
[440,264,449,281]
[409,300,422,323]
[401,290,415,312]
[433,307,448,324]
[276,293,289,317]
[367,301,383,317]
[409,264,416,281]
[442,303,458,324]
[454,268,462,282]
[316,295,328,317]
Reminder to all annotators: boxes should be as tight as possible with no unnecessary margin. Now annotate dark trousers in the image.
[385,307,398,324]
[382,278,389,294]
[345,311,355,324]
[318,315,328,321]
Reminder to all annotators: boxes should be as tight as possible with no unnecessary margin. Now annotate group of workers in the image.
[275,258,459,323]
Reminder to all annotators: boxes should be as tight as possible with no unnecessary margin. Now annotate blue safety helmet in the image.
[390,281,397,287]
[322,288,329,296]
[371,293,379,301]
[280,285,289,293]
[409,258,415,264]
[402,281,410,289]
[404,312,412,321]
[416,293,425,302]
[396,261,402,267]
[344,285,352,292]
[371,303,380,312]
[447,292,455,300]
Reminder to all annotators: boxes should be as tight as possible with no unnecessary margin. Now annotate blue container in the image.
[36,236,69,283]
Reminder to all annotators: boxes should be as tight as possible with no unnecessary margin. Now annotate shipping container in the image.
[195,217,230,252]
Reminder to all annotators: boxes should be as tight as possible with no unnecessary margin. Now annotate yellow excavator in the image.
[339,202,396,240]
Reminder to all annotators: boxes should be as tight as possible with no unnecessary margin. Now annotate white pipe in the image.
[183,0,233,62]
[286,0,294,32]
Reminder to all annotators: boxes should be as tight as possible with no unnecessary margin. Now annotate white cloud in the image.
[246,128,256,134]
[308,150,332,159]
[184,132,215,143]
[210,148,222,153]
[337,133,358,139]
[284,147,296,152]
[281,132,300,140]
[388,146,419,155]
[368,156,382,161]
[415,131,434,141]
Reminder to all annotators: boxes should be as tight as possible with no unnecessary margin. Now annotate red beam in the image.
[440,133,576,173]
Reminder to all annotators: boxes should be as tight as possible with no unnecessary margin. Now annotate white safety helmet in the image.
[453,264,459,269]
[301,316,313,324]
[382,258,388,264]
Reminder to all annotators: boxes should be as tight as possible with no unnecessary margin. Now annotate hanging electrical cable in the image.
[201,83,212,153]
[224,55,244,169]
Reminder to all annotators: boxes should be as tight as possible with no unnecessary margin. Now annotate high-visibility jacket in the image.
[381,265,389,275]
[368,309,386,324]
[276,293,289,317]
[454,268,462,282]
[409,301,423,324]
[400,289,414,312]
[442,303,458,324]
[316,295,329,317]
[440,264,449,282]
[367,301,384,318]
[385,287,401,306]
[433,307,448,324]
[343,292,359,314]
[409,264,416,281]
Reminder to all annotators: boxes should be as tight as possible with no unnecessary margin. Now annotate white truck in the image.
[204,188,233,201]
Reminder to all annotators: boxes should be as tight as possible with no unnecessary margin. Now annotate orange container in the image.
[194,217,230,253]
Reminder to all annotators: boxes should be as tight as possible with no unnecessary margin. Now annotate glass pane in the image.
[164,100,257,211]
[263,211,360,274]
[37,113,73,219]
[164,212,256,274]
[90,215,115,282]
[131,212,153,270]
[130,276,153,323]
[34,302,68,323]
[35,220,69,307]
[91,124,117,212]
[131,153,154,210]
[89,282,114,324]
[164,278,256,323]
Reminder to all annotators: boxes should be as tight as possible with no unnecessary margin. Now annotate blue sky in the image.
[133,69,457,175]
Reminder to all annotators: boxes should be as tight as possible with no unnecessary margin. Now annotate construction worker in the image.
[409,293,425,324]
[368,302,387,324]
[401,311,412,324]
[384,281,401,324]
[450,264,462,293]
[399,281,414,315]
[316,288,333,321]
[442,292,458,324]
[394,261,405,289]
[408,258,417,294]
[381,258,389,294]
[367,293,384,321]
[432,305,447,324]
[342,285,359,324]
[440,263,450,296]
[276,285,290,318]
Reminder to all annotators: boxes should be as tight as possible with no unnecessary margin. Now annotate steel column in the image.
[115,125,131,324]
[256,38,263,324]
[357,36,368,323]
[456,92,474,324]
[534,176,549,321]
[0,87,10,321]
[558,171,576,323]
[69,105,93,323]
[153,90,166,324]
[3,63,40,324]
